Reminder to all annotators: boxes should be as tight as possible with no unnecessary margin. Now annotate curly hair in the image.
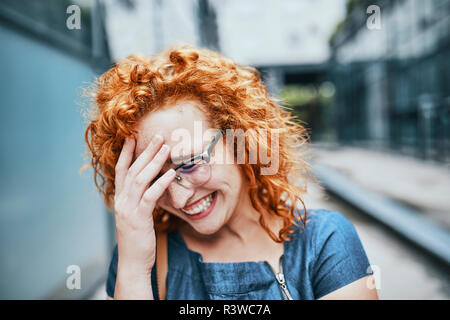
[84,44,310,243]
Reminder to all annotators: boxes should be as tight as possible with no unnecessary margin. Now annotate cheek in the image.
[209,164,244,195]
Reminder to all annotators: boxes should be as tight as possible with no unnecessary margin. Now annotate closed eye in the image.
[178,163,197,173]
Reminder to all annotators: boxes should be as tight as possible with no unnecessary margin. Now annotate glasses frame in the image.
[172,130,222,187]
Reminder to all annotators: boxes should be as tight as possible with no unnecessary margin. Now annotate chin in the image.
[190,222,223,236]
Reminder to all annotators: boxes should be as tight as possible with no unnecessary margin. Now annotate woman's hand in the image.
[112,135,175,299]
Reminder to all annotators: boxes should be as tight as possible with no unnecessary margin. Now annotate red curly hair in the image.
[84,44,310,243]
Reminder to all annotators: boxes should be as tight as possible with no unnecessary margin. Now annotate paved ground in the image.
[310,144,450,228]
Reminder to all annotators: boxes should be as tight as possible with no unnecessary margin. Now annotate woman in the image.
[84,44,378,300]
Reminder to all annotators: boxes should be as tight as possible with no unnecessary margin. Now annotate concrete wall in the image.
[0,22,113,299]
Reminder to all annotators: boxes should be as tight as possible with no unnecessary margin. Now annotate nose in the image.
[166,180,195,209]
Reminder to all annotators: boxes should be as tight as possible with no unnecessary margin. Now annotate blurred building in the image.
[215,0,346,66]
[103,0,345,65]
[103,0,219,62]
[329,0,450,162]
[0,0,113,299]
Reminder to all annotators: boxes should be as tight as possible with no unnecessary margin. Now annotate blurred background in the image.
[0,0,448,299]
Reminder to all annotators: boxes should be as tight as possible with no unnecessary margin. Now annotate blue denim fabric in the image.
[106,209,373,300]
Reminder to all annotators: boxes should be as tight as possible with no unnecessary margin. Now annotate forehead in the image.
[134,100,214,157]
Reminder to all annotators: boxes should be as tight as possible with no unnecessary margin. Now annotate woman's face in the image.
[134,99,245,235]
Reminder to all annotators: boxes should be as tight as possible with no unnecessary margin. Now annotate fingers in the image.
[138,169,176,215]
[115,138,135,194]
[127,134,164,179]
[126,143,172,204]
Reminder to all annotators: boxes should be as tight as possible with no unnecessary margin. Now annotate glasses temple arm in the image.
[173,130,222,171]
[173,153,203,171]
[207,130,222,155]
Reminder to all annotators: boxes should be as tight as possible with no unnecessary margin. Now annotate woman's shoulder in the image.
[287,208,372,298]
[289,208,367,260]
[293,208,355,236]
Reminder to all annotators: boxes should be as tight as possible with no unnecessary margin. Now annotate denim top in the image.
[106,209,373,300]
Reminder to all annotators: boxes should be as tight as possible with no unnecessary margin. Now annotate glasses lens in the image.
[177,159,211,187]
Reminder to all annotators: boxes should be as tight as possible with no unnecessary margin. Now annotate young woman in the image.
[84,44,378,300]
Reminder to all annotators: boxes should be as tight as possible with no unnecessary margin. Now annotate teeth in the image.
[182,193,214,215]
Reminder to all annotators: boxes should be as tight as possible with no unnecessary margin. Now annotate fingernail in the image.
[161,144,169,152]
[153,134,163,144]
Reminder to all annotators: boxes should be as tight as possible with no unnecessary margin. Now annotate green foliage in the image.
[280,85,318,107]
[280,83,335,108]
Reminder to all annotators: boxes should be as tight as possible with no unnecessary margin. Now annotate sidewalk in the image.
[309,144,450,229]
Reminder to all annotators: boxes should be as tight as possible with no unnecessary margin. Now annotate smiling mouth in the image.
[181,192,216,215]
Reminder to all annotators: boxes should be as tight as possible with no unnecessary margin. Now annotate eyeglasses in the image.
[164,130,222,189]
